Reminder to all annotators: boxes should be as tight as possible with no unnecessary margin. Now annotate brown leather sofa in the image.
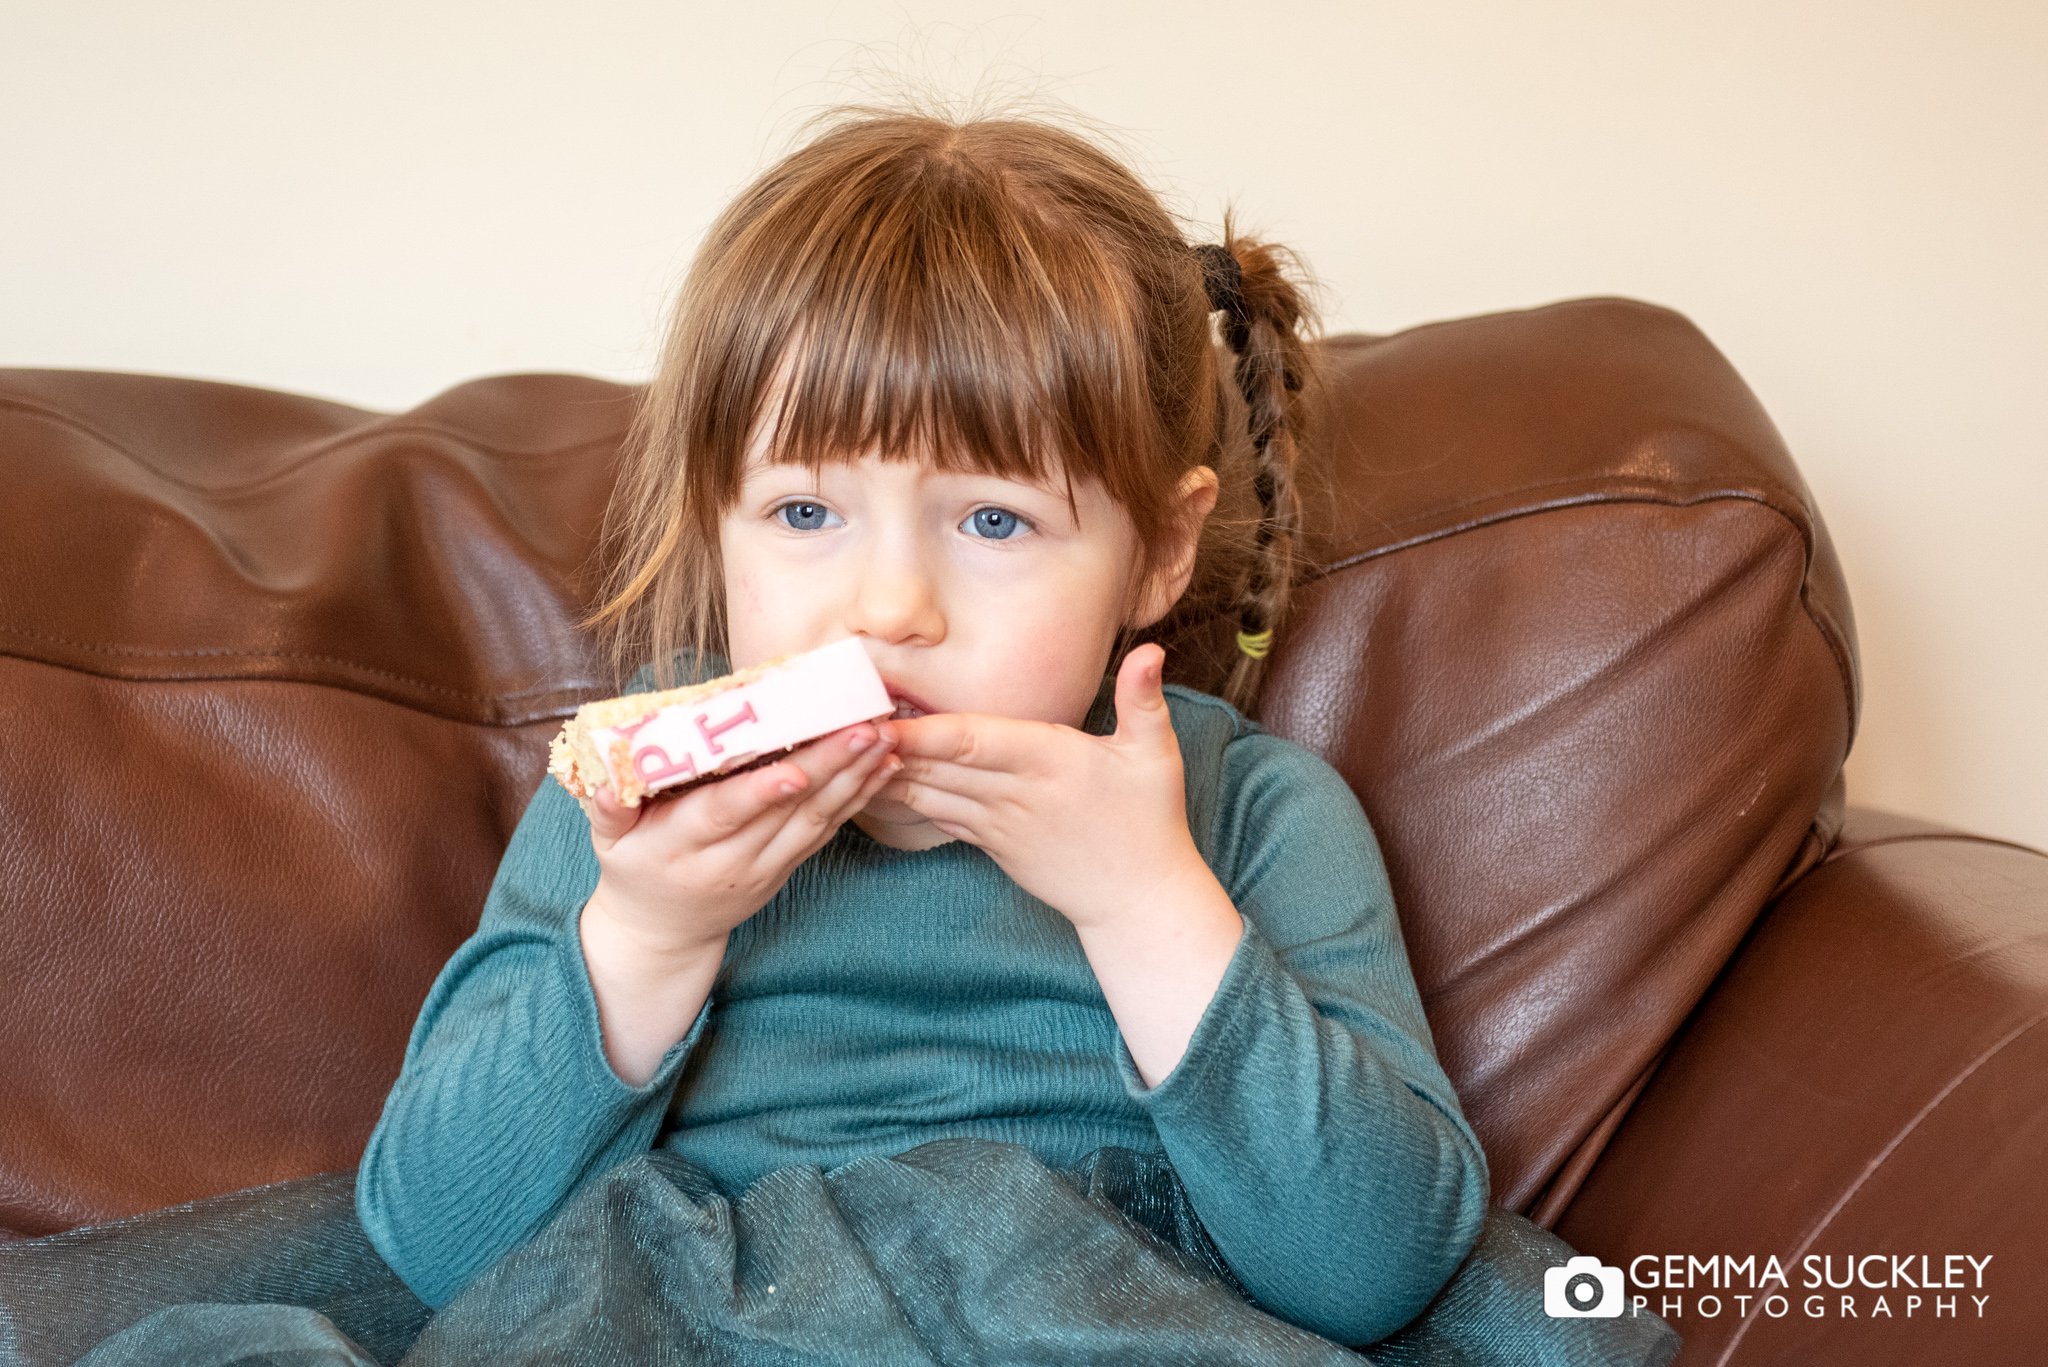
[2,296,2041,1364]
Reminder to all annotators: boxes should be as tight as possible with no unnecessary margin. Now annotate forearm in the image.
[1084,882,1489,1346]
[579,889,729,1088]
[1071,858,1244,1089]
[1164,969,1487,1347]
[358,912,716,1309]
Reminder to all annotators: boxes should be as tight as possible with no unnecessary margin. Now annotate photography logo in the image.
[1540,1250,1993,1323]
[1545,1255,1625,1318]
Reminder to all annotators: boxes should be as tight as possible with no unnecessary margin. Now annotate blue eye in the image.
[768,500,1031,540]
[773,500,839,532]
[963,506,1031,541]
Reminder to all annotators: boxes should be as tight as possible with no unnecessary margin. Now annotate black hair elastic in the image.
[1193,243,1250,327]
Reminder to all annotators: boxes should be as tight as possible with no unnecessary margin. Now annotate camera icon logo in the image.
[1544,1255,1625,1317]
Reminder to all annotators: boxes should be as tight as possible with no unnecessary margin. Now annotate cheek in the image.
[976,617,1113,722]
[723,563,765,618]
[716,539,780,657]
[1013,625,1098,673]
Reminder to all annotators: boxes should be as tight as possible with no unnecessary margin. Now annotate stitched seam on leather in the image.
[1315,489,1861,764]
[1718,1009,2048,1362]
[0,394,631,495]
[0,630,591,708]
[1821,830,2048,865]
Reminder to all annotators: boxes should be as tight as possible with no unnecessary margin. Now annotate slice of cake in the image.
[548,636,894,810]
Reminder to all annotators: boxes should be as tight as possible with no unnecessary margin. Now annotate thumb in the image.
[581,780,643,847]
[1113,643,1170,734]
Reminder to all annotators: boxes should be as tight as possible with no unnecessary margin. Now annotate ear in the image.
[1126,466,1220,630]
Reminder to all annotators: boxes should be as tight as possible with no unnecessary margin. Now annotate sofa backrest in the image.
[0,369,637,1235]
[0,296,1855,1235]
[1246,299,1854,1222]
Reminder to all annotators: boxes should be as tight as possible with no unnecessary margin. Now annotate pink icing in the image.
[592,637,892,799]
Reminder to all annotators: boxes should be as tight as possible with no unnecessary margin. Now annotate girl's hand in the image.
[876,644,1207,930]
[582,720,903,957]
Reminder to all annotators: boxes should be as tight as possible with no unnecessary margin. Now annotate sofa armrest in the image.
[1552,807,2048,1366]
[0,1169,428,1366]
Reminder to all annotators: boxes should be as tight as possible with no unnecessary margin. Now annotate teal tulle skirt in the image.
[0,1139,1679,1366]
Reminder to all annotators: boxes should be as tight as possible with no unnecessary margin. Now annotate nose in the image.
[846,537,945,648]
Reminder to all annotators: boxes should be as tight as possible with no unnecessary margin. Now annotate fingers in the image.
[583,780,643,847]
[666,721,896,843]
[758,733,903,868]
[880,763,981,835]
[885,753,1008,804]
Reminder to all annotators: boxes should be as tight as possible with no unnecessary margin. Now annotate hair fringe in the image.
[573,101,1332,725]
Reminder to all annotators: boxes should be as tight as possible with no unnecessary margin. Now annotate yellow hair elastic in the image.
[1236,626,1274,660]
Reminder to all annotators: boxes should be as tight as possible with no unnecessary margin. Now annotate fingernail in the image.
[847,730,872,753]
[877,721,898,746]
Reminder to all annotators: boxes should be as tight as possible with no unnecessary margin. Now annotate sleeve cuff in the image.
[558,928,714,1105]
[1113,911,1273,1108]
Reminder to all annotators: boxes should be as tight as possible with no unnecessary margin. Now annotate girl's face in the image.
[719,433,1214,852]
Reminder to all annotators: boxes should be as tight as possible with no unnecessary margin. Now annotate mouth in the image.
[885,687,934,720]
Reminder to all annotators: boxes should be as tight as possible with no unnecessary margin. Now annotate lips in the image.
[884,686,935,719]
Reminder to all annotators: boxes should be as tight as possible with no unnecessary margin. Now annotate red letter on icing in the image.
[631,745,699,786]
[614,713,701,786]
[696,700,757,756]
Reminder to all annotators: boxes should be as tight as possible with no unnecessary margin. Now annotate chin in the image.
[861,792,921,822]
[856,794,958,843]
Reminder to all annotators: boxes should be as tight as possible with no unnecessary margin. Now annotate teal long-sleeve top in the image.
[355,662,1492,1345]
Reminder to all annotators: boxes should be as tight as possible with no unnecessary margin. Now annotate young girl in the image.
[353,99,1493,1352]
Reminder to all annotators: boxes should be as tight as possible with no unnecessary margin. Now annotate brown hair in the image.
[578,95,1332,718]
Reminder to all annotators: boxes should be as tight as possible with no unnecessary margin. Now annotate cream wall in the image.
[5,3,2043,850]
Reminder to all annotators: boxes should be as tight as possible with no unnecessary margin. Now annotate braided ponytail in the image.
[1191,226,1316,717]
